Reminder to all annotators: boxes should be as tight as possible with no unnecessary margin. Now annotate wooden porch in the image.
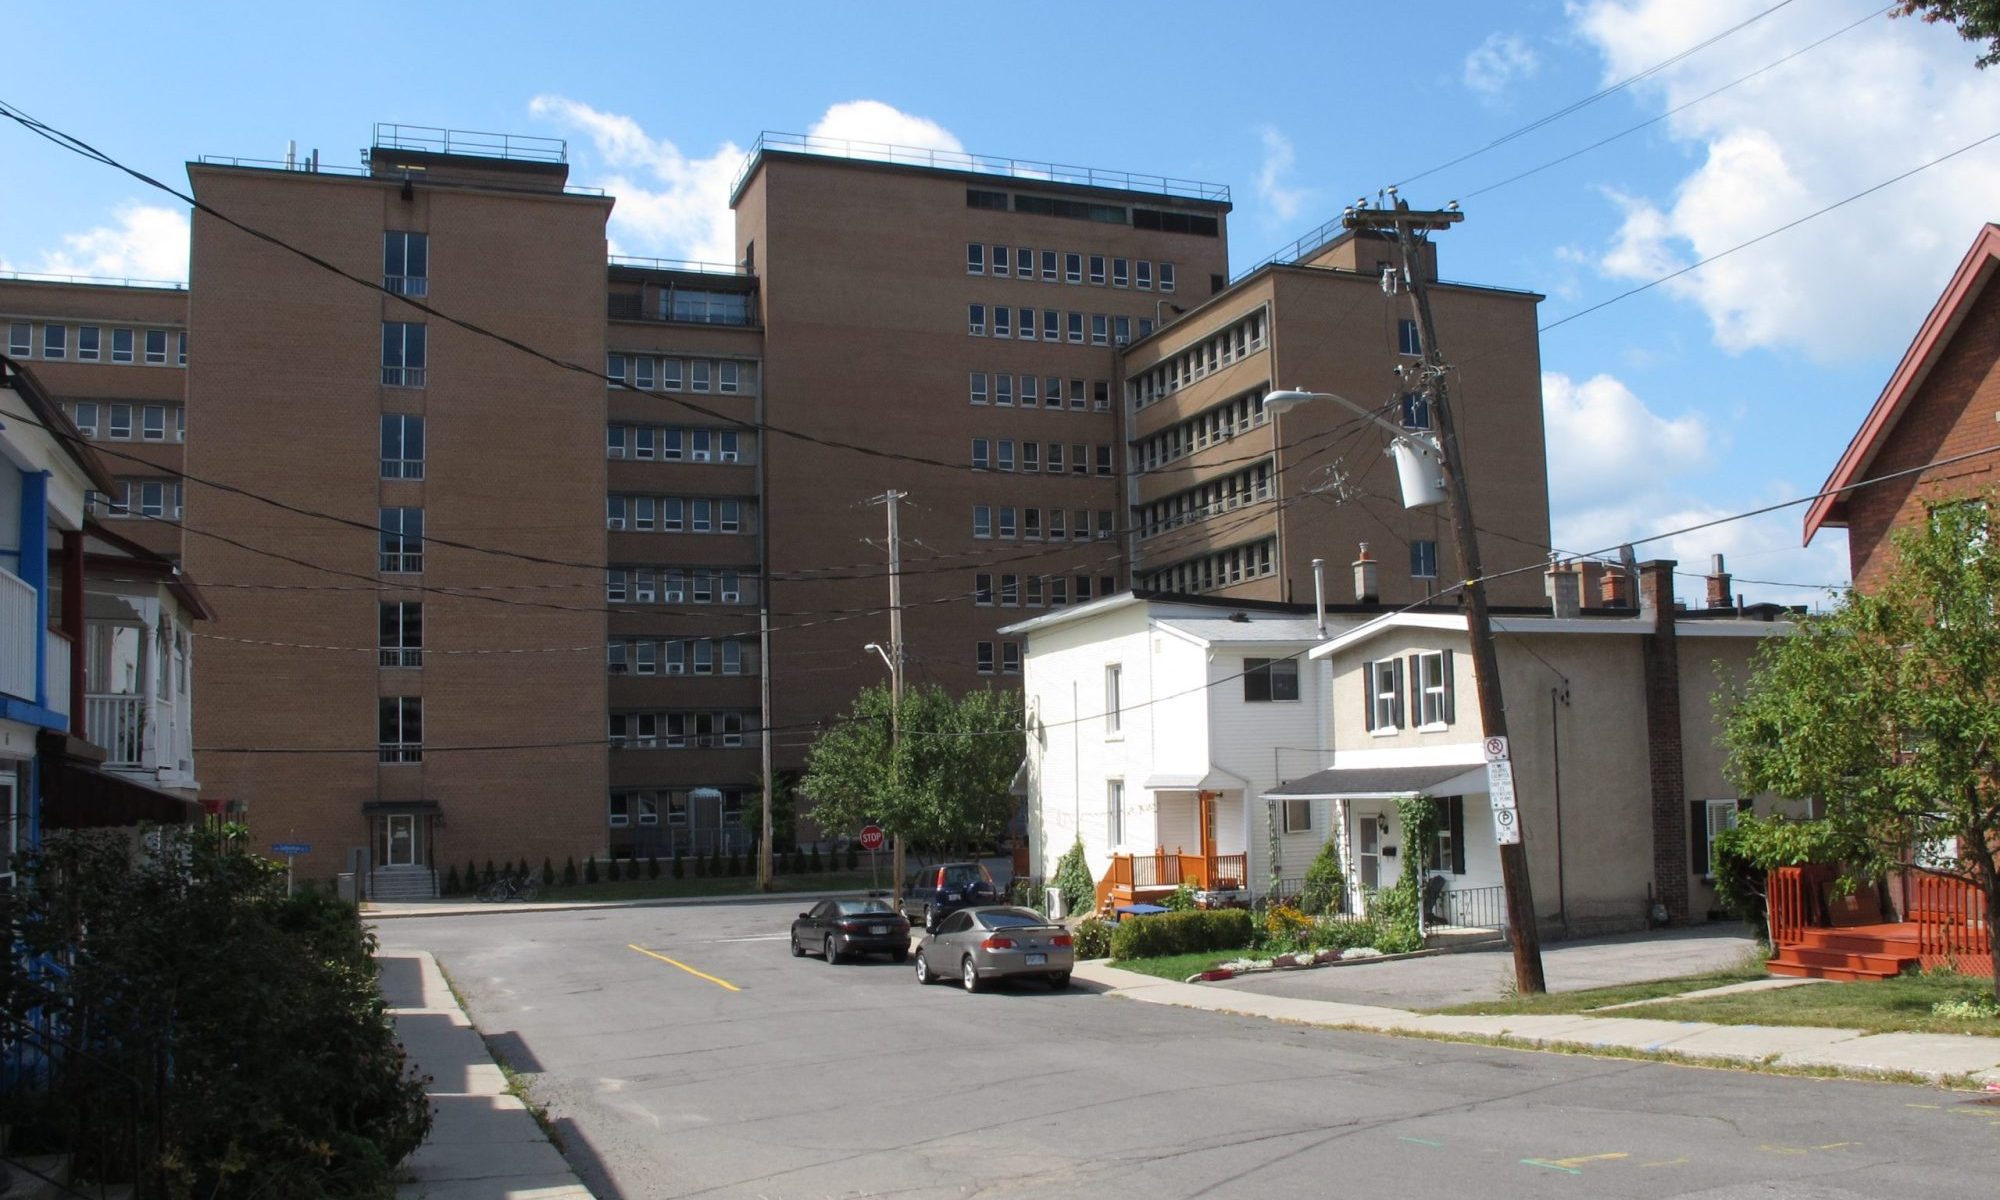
[1767,866,1991,981]
[1093,849,1248,917]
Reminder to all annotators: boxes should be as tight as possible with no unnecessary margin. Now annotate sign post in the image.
[271,842,311,897]
[1484,738,1520,847]
[859,825,885,893]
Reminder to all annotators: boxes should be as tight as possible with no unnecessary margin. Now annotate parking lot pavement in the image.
[1215,924,1761,1009]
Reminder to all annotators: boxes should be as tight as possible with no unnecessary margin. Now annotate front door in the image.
[1358,816,1381,892]
[385,814,416,866]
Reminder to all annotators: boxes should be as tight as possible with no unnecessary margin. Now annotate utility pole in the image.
[757,389,775,891]
[869,490,909,907]
[1346,198,1547,994]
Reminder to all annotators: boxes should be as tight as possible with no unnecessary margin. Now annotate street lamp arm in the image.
[1263,389,1436,458]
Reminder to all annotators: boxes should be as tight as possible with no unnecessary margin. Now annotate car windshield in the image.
[977,908,1050,929]
[940,865,993,887]
[833,900,894,916]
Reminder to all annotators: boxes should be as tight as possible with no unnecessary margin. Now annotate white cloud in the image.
[530,97,964,264]
[32,204,188,283]
[1575,0,2000,362]
[1255,126,1307,223]
[1464,32,1542,95]
[1543,370,1710,511]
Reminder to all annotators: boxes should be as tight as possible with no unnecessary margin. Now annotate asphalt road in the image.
[375,901,2000,1199]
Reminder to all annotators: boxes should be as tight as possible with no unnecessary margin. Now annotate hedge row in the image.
[1108,908,1254,959]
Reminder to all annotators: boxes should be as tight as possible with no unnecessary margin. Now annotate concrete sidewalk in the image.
[1073,960,2000,1087]
[378,949,594,1200]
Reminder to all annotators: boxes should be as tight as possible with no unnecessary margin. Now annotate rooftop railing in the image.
[371,123,566,164]
[0,269,186,291]
[1233,214,1350,282]
[196,153,370,177]
[608,254,751,277]
[730,131,1231,205]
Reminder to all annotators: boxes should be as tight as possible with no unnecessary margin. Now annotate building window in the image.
[141,405,166,441]
[108,404,132,440]
[994,306,1011,338]
[1089,255,1106,285]
[1113,258,1129,287]
[1159,262,1176,293]
[1001,641,1021,675]
[384,231,429,296]
[1243,658,1300,703]
[1095,445,1113,477]
[974,573,994,605]
[1104,664,1122,736]
[1018,308,1036,340]
[1699,799,1750,878]
[690,360,711,392]
[1067,312,1084,343]
[1136,260,1153,290]
[145,330,168,365]
[1065,253,1082,284]
[1400,391,1431,430]
[661,358,683,389]
[971,438,990,470]
[1411,540,1438,580]
[72,402,99,436]
[176,331,187,366]
[381,322,426,387]
[1041,250,1058,281]
[1107,779,1124,846]
[996,440,1014,471]
[973,505,991,539]
[719,361,739,393]
[633,356,655,389]
[966,243,985,275]
[379,602,423,668]
[1425,796,1467,875]
[379,507,424,573]
[991,244,1009,276]
[976,641,995,675]
[77,326,101,361]
[1000,574,1019,606]
[996,374,1013,406]
[970,371,988,405]
[6,323,29,357]
[1414,650,1454,727]
[379,697,422,763]
[1015,247,1033,276]
[381,414,425,479]
[1091,314,1108,345]
[1281,798,1311,834]
[42,324,67,359]
[998,507,1017,538]
[968,304,986,336]
[1363,659,1405,732]
[1398,319,1422,356]
[1043,309,1060,342]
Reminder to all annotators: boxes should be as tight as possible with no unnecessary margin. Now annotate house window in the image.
[381,322,426,387]
[379,697,422,763]
[77,326,101,361]
[1698,798,1750,878]
[381,414,425,479]
[977,641,995,675]
[1411,540,1438,580]
[1243,658,1300,703]
[968,304,986,336]
[379,602,423,668]
[379,507,424,573]
[1398,319,1422,356]
[384,231,429,296]
[1363,659,1405,732]
[1400,391,1431,430]
[1104,664,1122,736]
[967,243,985,274]
[1107,779,1124,846]
[1414,650,1455,727]
[1425,796,1467,875]
[1281,798,1311,834]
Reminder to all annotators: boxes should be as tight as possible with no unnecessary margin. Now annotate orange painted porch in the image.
[1766,866,1992,981]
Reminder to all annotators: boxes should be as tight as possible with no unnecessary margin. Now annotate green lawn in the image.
[1111,948,1255,981]
[1438,965,2000,1038]
[522,867,888,904]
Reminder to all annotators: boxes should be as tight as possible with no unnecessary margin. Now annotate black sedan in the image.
[790,897,911,964]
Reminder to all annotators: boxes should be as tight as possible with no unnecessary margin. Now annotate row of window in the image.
[973,572,1118,608]
[968,304,1153,346]
[965,245,1177,293]
[609,710,759,749]
[1362,650,1457,732]
[67,401,185,443]
[972,504,1114,541]
[969,372,1112,411]
[1137,537,1277,595]
[973,640,1023,675]
[606,495,751,535]
[8,322,184,366]
[606,425,751,463]
[606,354,754,394]
[1136,461,1274,540]
[655,287,754,326]
[1132,387,1270,472]
[1128,310,1267,411]
[608,637,759,677]
[607,566,755,606]
[609,788,746,829]
[970,438,1114,476]
[964,189,1222,239]
[94,479,184,521]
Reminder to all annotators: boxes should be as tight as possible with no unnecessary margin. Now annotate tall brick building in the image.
[0,125,1553,893]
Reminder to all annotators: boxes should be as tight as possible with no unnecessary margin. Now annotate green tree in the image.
[1297,839,1345,916]
[744,770,799,854]
[1895,0,2000,68]
[1722,498,2000,996]
[801,683,1023,855]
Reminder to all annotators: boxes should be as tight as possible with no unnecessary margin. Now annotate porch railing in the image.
[0,566,32,702]
[86,694,146,767]
[1911,869,1989,972]
[1428,883,1507,931]
[44,627,71,722]
[1767,865,1810,947]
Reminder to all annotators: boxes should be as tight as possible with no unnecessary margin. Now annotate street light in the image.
[864,642,893,671]
[1261,389,1447,509]
[863,641,905,905]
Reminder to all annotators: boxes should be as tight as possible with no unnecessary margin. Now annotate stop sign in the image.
[858,825,885,852]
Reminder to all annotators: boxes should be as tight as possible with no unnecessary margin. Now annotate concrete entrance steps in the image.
[368,868,438,902]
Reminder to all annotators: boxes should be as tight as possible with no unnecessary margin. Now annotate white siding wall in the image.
[1206,649,1327,892]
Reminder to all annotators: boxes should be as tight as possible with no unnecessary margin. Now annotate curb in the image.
[364,888,871,920]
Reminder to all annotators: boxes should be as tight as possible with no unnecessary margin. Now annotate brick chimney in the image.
[1705,553,1732,610]
[1635,559,1689,922]
[1599,566,1630,608]
[1353,542,1379,604]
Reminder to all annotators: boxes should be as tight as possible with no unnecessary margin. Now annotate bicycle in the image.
[477,874,541,903]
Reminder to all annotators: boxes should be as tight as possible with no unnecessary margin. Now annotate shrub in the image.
[1368,885,1423,954]
[584,857,599,885]
[541,857,556,887]
[647,854,661,880]
[672,848,685,879]
[1109,909,1255,959]
[1261,903,1315,952]
[562,856,578,887]
[1162,883,1196,912]
[1298,840,1345,915]
[1308,916,1383,952]
[444,864,461,896]
[809,844,824,873]
[1051,839,1096,919]
[1071,916,1114,959]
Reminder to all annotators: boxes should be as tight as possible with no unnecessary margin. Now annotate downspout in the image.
[1552,684,1569,936]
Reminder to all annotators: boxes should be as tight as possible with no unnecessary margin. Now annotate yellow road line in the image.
[628,944,741,992]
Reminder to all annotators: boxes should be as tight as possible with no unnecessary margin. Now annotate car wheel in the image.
[824,936,842,965]
[961,956,983,993]
[914,952,934,985]
[892,948,908,964]
[923,904,934,931]
[1048,972,1071,989]
[790,933,805,958]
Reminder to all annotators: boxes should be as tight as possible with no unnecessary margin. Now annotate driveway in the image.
[1217,924,1760,1010]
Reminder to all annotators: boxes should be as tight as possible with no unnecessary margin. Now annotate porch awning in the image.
[360,800,442,816]
[1143,765,1248,792]
[40,760,202,829]
[1261,763,1486,801]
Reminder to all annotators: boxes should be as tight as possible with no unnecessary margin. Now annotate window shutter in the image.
[1408,654,1421,726]
[1449,796,1466,875]
[1689,800,1709,876]
[1391,658,1406,728]
[1363,663,1377,732]
[1441,650,1456,724]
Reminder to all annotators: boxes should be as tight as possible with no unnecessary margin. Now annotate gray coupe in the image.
[911,905,1075,991]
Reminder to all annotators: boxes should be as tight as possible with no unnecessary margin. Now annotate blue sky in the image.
[6,0,1998,606]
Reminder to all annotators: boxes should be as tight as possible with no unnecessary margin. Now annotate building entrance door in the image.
[385,814,416,866]
[1358,816,1381,892]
